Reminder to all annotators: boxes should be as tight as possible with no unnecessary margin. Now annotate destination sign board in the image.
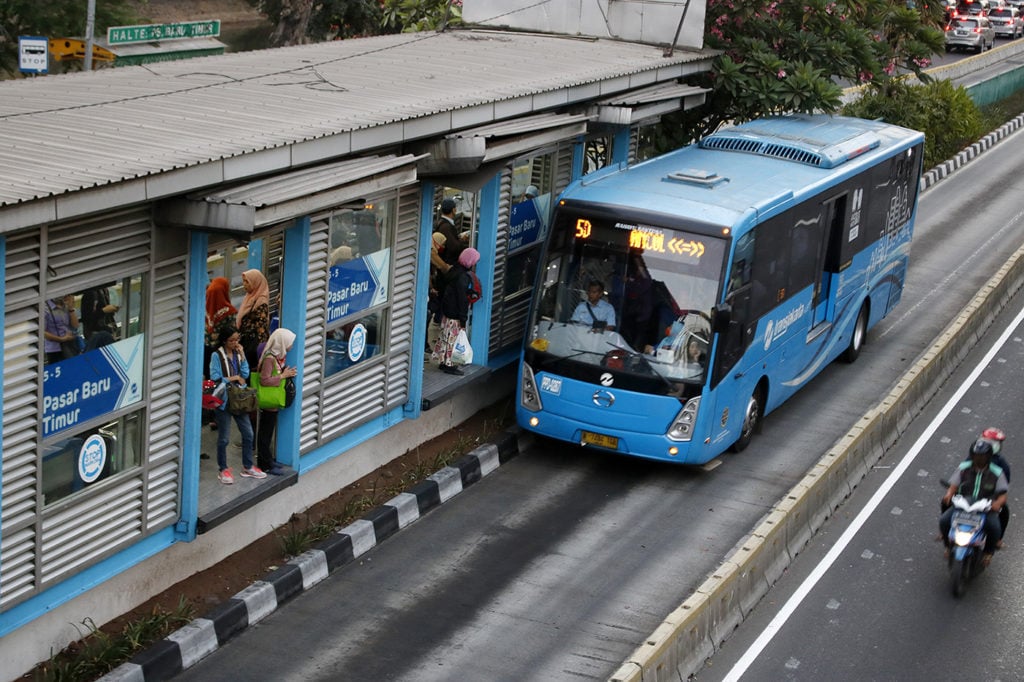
[107,21,221,45]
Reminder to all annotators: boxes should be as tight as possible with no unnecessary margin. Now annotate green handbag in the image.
[251,361,287,409]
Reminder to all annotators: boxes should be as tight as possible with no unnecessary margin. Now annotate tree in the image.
[251,0,461,47]
[380,0,462,33]
[0,0,139,77]
[660,0,945,146]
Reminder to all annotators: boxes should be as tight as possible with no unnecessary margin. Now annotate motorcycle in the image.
[945,493,993,598]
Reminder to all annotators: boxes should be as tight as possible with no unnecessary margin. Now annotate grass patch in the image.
[35,598,194,682]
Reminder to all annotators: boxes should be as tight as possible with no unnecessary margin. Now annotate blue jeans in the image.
[214,408,254,472]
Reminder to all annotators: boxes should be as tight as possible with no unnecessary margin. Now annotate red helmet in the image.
[982,427,1005,442]
[981,427,1005,455]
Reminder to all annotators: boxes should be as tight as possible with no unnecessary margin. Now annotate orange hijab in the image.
[205,277,236,331]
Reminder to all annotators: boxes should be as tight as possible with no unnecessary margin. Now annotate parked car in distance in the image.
[946,15,996,51]
[989,6,1023,36]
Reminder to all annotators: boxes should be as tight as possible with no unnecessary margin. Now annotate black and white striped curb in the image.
[99,429,520,682]
[920,112,1024,192]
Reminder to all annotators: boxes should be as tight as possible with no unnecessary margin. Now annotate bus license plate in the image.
[581,430,619,449]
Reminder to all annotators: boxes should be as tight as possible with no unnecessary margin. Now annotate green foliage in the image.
[250,0,384,44]
[381,0,462,33]
[657,0,945,149]
[248,0,460,45]
[0,0,139,78]
[841,78,983,168]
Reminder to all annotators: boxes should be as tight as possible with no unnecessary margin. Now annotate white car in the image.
[988,6,1024,37]
[946,15,997,52]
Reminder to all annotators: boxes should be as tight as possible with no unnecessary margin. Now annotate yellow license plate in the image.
[581,430,619,449]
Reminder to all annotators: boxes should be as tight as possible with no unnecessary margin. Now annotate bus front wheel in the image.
[731,388,763,452]
[841,304,868,363]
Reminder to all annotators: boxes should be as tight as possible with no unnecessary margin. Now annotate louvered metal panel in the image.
[143,262,187,530]
[554,140,573,198]
[46,210,152,293]
[299,222,329,453]
[499,294,532,342]
[0,527,35,606]
[488,168,514,356]
[40,479,144,583]
[319,363,389,441]
[383,184,419,409]
[1,230,41,604]
[146,459,180,531]
[629,127,640,165]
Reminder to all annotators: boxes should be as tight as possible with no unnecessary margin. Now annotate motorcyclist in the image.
[941,439,1008,565]
[978,427,1009,544]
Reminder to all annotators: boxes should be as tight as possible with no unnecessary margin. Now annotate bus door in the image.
[812,195,846,327]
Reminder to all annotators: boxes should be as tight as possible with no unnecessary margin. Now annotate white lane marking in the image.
[723,301,1024,681]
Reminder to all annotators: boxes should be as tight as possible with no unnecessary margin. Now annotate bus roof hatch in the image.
[665,168,728,188]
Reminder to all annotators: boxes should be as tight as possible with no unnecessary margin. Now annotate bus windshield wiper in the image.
[604,341,679,394]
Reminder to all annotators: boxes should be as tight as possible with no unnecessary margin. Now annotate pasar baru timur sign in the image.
[107,21,221,45]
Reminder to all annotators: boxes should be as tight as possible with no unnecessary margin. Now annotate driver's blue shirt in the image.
[571,298,616,328]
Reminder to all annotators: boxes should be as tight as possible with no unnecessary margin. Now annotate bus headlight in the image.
[667,397,700,442]
[520,363,543,412]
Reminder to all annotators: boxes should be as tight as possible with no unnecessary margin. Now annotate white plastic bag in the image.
[451,329,473,365]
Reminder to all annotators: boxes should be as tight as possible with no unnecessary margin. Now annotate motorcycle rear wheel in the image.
[951,557,969,598]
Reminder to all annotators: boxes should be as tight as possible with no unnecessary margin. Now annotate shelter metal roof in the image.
[0,29,714,230]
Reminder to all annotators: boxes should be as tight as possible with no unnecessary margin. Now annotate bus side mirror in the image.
[711,304,731,334]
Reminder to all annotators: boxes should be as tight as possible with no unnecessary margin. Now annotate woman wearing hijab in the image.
[205,277,237,379]
[432,247,481,375]
[426,231,449,351]
[237,269,271,370]
[255,328,298,475]
[209,324,262,483]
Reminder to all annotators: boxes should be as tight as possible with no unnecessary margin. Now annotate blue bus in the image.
[516,114,924,464]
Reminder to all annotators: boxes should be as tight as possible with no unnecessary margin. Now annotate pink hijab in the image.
[458,247,480,268]
[236,269,270,325]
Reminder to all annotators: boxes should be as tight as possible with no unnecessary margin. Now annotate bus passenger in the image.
[570,280,616,332]
[686,337,706,366]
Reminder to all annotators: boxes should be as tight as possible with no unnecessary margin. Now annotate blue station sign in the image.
[327,250,390,323]
[42,336,145,438]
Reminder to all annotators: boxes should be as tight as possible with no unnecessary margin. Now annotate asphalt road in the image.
[174,126,1024,682]
[696,282,1024,681]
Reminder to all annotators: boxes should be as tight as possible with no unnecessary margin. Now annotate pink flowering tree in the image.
[663,0,945,141]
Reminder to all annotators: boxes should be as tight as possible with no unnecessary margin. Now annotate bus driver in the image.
[570,280,616,332]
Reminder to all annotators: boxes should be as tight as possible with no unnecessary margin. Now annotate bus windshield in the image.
[525,205,728,392]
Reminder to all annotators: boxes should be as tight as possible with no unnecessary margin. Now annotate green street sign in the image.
[107,21,221,46]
